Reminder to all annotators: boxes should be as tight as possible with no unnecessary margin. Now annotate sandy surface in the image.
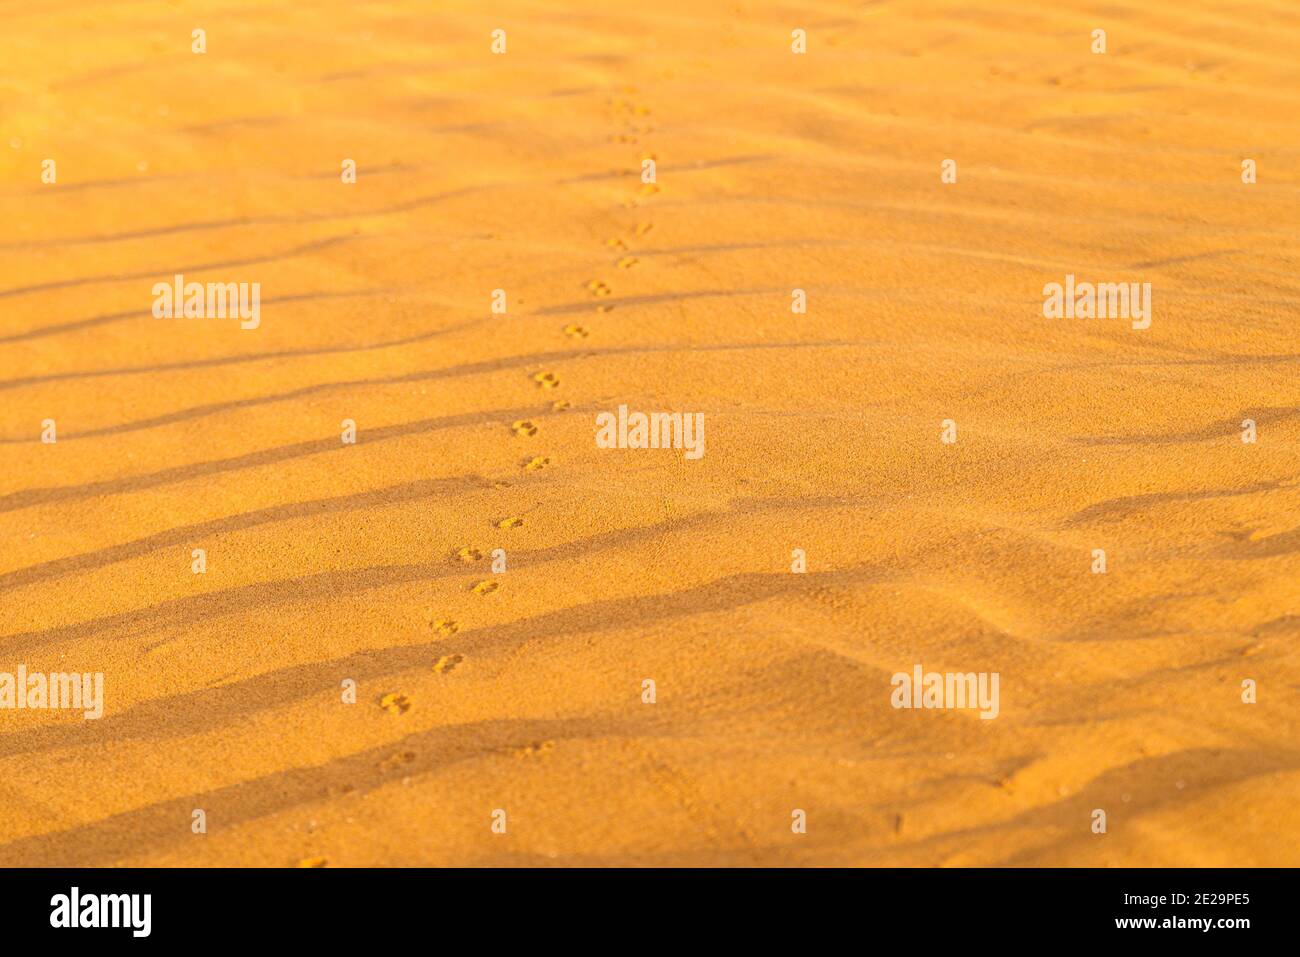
[0,0,1297,866]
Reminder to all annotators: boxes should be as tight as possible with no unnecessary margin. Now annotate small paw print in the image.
[434,654,464,673]
[515,740,555,758]
[380,693,411,715]
[378,751,416,771]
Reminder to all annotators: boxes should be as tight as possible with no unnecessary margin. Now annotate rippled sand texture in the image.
[1,0,1297,866]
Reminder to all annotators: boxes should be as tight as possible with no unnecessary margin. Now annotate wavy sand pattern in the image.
[0,1,1297,866]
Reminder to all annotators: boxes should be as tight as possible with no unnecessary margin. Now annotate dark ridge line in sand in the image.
[0,318,483,391]
[0,499,866,658]
[0,235,356,301]
[0,405,552,515]
[0,474,494,596]
[0,716,647,867]
[0,289,395,344]
[0,339,861,446]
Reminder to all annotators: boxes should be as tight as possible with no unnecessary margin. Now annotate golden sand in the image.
[0,1,1297,866]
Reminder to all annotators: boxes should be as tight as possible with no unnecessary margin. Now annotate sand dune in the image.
[0,0,1296,866]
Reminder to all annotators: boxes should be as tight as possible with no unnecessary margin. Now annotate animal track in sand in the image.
[563,324,589,338]
[617,256,639,269]
[433,654,464,673]
[496,516,524,529]
[635,222,653,235]
[606,97,650,117]
[296,857,328,868]
[585,279,611,297]
[515,740,555,758]
[533,371,560,389]
[471,580,499,596]
[511,419,538,436]
[523,456,550,471]
[432,618,459,637]
[453,545,482,563]
[605,237,627,250]
[379,692,411,715]
[379,750,416,771]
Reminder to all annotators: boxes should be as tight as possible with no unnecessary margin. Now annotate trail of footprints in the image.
[433,654,463,674]
[344,85,668,866]
[579,91,660,338]
[373,91,661,714]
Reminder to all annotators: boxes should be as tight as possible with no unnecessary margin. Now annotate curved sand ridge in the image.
[0,0,1297,866]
